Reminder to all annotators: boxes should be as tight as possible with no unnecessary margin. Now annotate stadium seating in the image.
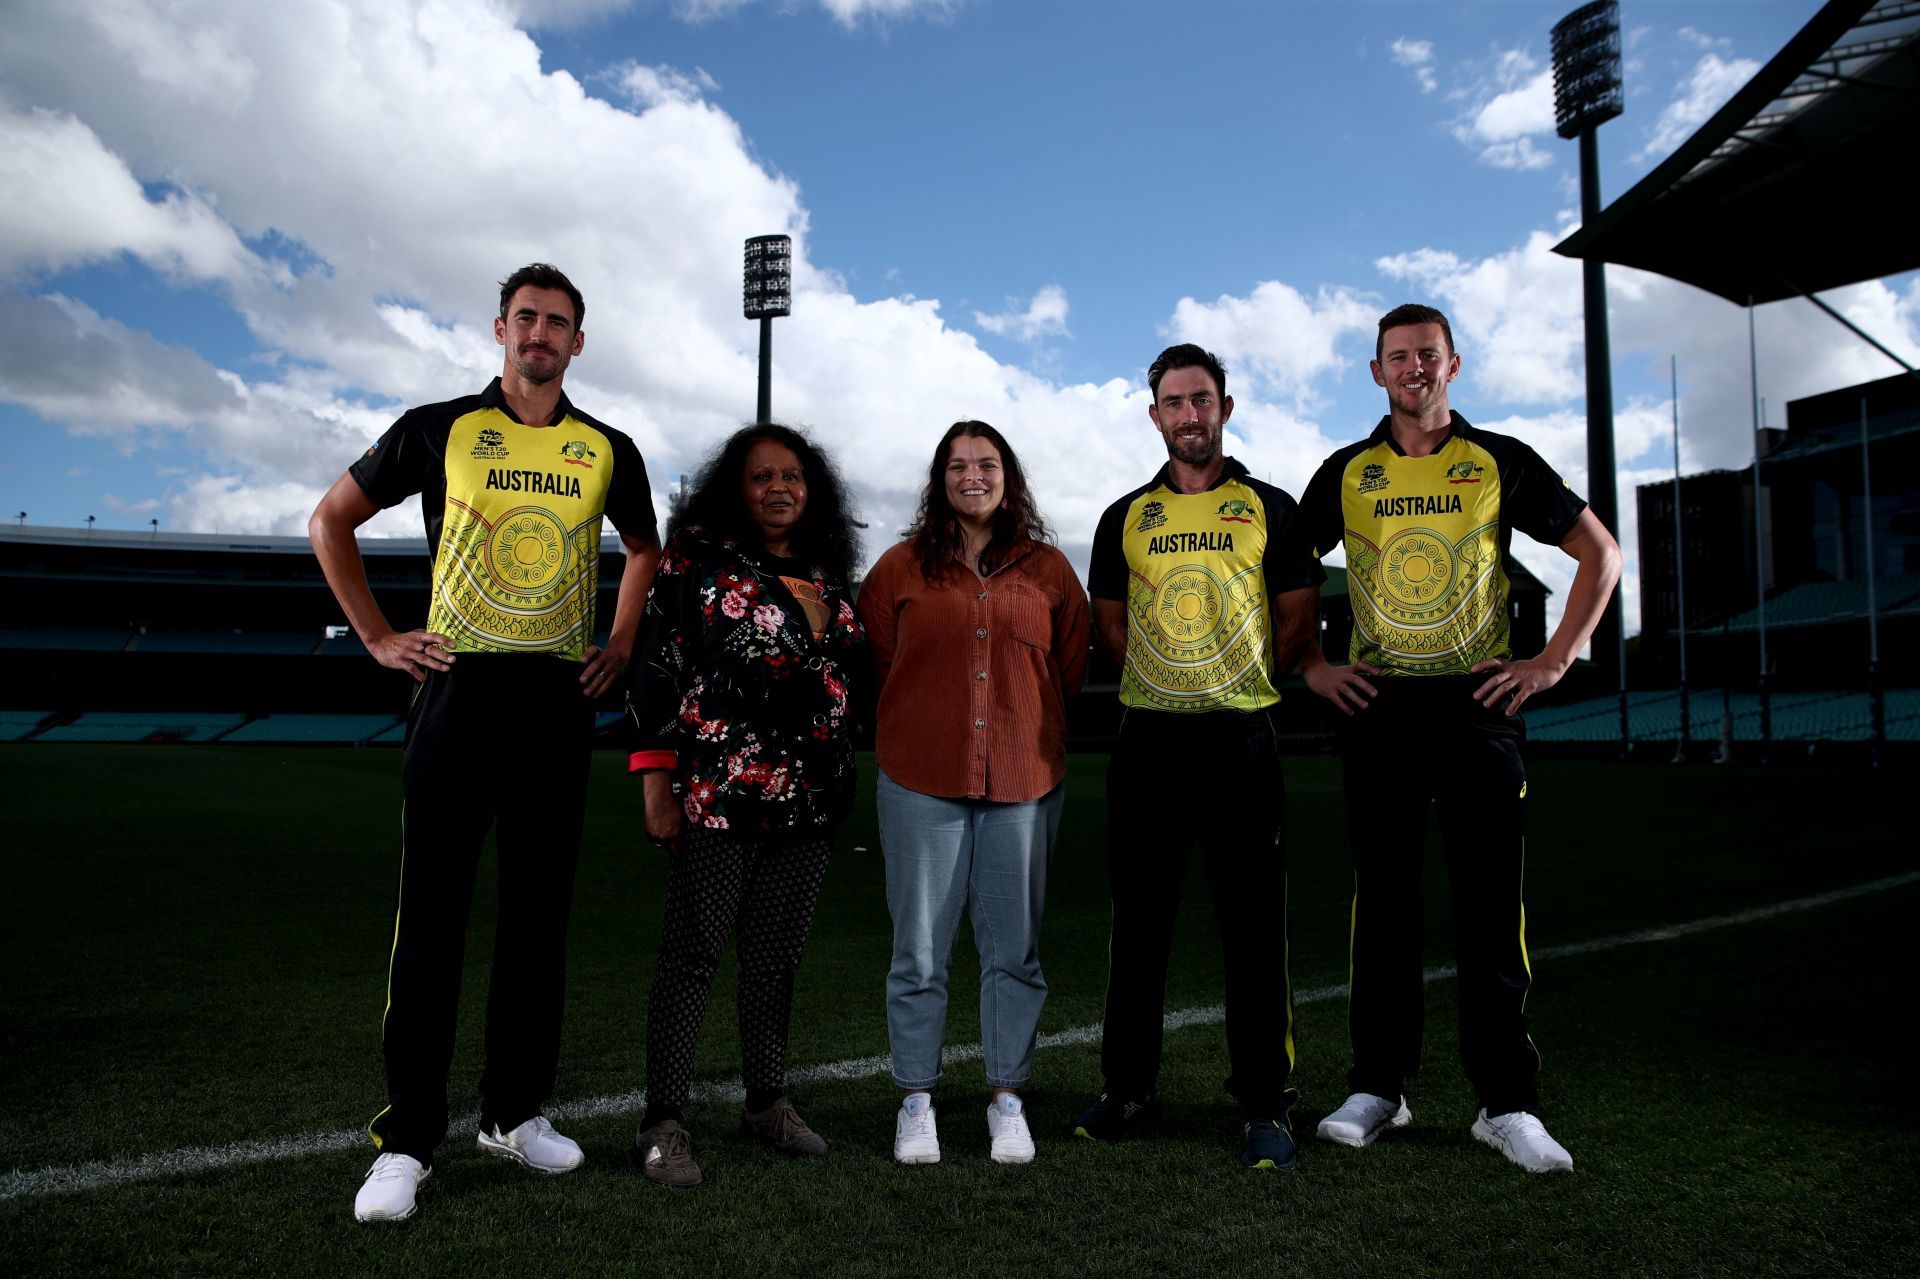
[218,714,403,744]
[1527,689,1919,744]
[134,630,322,656]
[0,626,133,652]
[0,710,54,742]
[34,712,247,743]
[1716,573,1920,632]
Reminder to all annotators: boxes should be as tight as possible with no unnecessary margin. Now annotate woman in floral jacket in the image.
[624,423,865,1188]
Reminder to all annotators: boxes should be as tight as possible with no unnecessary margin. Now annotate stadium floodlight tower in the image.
[1552,0,1627,750]
[743,234,793,426]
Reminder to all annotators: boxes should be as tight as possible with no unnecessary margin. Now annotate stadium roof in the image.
[1553,0,1920,305]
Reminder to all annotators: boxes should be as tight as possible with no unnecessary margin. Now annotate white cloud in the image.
[668,0,955,22]
[509,0,636,26]
[76,0,257,108]
[1677,27,1732,53]
[0,293,250,432]
[1165,282,1377,408]
[1468,70,1554,143]
[100,493,165,516]
[166,474,340,536]
[1389,37,1437,93]
[1477,137,1554,171]
[673,0,751,19]
[0,102,261,284]
[1635,52,1760,163]
[0,292,397,520]
[818,0,961,27]
[974,285,1071,344]
[1376,231,1585,407]
[617,62,719,109]
[1443,48,1561,172]
[0,0,1147,572]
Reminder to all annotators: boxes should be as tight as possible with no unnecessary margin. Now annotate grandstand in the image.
[1636,374,1920,690]
[1527,688,1919,748]
[2,517,1904,752]
[0,524,631,741]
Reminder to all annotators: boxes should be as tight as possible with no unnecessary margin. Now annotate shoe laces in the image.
[516,1115,555,1142]
[900,1105,936,1138]
[367,1153,419,1182]
[652,1124,692,1161]
[762,1099,812,1141]
[1500,1111,1547,1140]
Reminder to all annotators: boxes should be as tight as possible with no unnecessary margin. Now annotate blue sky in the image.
[3,0,1914,640]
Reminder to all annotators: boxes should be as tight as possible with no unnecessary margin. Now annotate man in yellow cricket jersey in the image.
[1075,343,1324,1170]
[311,264,661,1220]
[1281,303,1619,1173]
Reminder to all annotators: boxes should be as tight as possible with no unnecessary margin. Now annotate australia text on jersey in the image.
[484,468,584,499]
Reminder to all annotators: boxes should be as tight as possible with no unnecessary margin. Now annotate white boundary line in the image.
[5,870,1915,1202]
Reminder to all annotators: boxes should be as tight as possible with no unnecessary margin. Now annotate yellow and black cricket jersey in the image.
[350,378,657,661]
[1289,413,1585,675]
[1090,458,1323,712]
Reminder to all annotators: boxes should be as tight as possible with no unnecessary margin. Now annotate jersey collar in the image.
[1151,455,1250,495]
[1370,410,1472,456]
[479,376,576,427]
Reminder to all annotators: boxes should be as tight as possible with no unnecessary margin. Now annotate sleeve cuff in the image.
[628,749,677,773]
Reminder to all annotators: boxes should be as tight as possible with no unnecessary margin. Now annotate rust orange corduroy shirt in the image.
[859,537,1090,803]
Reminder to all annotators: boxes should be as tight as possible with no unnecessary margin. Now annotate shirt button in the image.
[976,670,987,680]
[977,592,987,600]
[975,627,987,638]
[973,719,985,729]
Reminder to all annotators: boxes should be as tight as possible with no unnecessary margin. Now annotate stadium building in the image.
[0,526,637,744]
[1634,371,1920,690]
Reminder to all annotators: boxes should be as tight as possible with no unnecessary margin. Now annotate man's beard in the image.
[510,347,561,384]
[1168,431,1221,466]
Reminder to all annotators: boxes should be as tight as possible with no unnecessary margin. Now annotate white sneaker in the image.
[477,1114,586,1174]
[354,1152,429,1222]
[1316,1092,1412,1147]
[986,1093,1036,1164]
[1471,1108,1573,1173]
[893,1093,940,1165]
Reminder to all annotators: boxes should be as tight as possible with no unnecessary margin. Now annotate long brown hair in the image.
[902,420,1053,582]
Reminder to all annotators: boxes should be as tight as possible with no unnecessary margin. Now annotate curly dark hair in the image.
[668,423,860,584]
[902,420,1054,583]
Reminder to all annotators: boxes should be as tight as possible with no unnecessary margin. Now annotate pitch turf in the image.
[1,745,1914,1276]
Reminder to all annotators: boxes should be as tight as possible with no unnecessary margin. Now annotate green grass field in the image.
[2,745,1916,1277]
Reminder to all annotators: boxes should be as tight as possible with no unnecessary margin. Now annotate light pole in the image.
[1552,0,1627,752]
[743,234,792,426]
[1670,357,1688,763]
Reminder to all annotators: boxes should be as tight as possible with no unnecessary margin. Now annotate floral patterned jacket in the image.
[626,530,867,834]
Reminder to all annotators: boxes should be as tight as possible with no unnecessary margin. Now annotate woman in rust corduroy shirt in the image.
[859,420,1089,1167]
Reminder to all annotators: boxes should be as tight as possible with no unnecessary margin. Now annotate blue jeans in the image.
[878,770,1064,1090]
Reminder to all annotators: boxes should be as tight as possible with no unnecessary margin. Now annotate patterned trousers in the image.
[645,825,834,1109]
